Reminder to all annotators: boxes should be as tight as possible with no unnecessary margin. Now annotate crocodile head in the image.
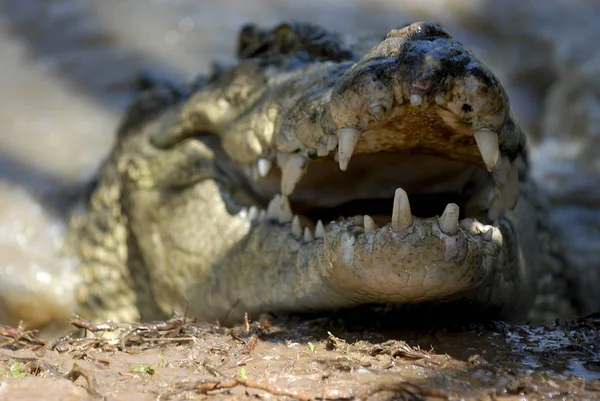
[250,22,524,225]
[77,22,539,324]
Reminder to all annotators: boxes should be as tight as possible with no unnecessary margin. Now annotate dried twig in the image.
[138,336,195,342]
[119,315,195,349]
[202,362,225,378]
[71,316,119,332]
[66,364,100,397]
[244,334,259,353]
[194,378,314,401]
[0,322,47,348]
[230,312,271,352]
[369,340,441,365]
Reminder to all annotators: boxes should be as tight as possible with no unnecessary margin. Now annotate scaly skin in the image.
[70,22,563,325]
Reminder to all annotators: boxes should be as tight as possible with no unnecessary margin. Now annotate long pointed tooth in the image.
[278,195,293,223]
[267,195,281,220]
[291,215,302,237]
[473,130,499,171]
[410,93,423,107]
[483,228,494,241]
[246,165,259,180]
[276,152,290,169]
[303,227,313,242]
[257,158,272,177]
[326,135,338,152]
[491,157,519,211]
[438,203,459,235]
[487,189,505,221]
[391,188,413,231]
[316,141,329,157]
[337,128,361,171]
[248,206,259,220]
[315,220,325,238]
[258,210,267,220]
[363,215,378,232]
[281,154,308,195]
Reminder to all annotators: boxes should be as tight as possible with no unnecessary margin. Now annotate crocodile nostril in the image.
[386,22,451,40]
[462,104,473,113]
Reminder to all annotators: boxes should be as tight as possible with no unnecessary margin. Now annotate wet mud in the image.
[2,313,600,400]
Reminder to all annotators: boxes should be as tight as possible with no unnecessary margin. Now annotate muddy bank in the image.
[2,314,600,400]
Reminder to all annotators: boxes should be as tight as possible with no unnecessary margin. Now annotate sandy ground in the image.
[1,0,600,399]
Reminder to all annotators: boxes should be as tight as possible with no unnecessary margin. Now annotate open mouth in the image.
[231,104,522,310]
[243,104,520,243]
[225,22,524,243]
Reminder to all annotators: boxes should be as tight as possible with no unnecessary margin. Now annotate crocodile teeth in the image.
[483,228,494,241]
[291,215,302,237]
[278,195,293,223]
[363,215,378,232]
[473,130,499,171]
[257,158,272,177]
[248,206,259,220]
[276,152,290,169]
[315,220,325,238]
[267,195,282,220]
[487,190,505,221]
[337,128,361,171]
[492,156,510,185]
[410,93,423,106]
[245,165,258,180]
[370,104,385,121]
[281,154,308,195]
[434,93,446,105]
[316,141,329,157]
[303,227,313,242]
[391,188,413,231]
[326,135,338,152]
[438,203,459,235]
[492,156,519,210]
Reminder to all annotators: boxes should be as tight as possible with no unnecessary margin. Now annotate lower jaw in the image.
[234,200,502,310]
[219,152,523,320]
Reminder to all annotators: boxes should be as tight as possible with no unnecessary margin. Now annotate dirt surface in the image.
[2,313,600,400]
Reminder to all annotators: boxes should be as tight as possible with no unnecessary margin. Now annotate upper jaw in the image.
[327,22,510,173]
[245,22,523,225]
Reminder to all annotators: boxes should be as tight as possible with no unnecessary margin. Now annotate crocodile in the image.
[68,21,573,326]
